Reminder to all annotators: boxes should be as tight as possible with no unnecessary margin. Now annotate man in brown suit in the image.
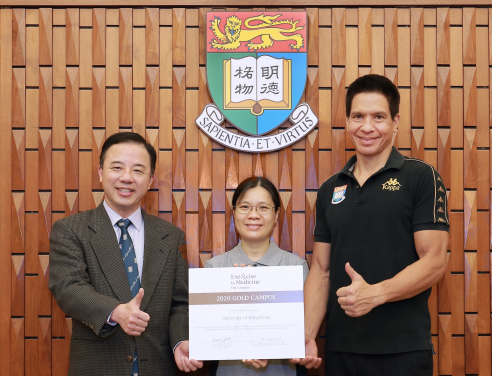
[49,132,203,375]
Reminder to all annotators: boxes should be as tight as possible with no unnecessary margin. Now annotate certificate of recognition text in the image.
[189,265,305,360]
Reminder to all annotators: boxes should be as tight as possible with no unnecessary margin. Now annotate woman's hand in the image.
[242,359,268,368]
[233,263,252,267]
[174,341,204,372]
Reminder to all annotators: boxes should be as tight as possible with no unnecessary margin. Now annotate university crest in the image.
[196,11,318,152]
[332,185,347,204]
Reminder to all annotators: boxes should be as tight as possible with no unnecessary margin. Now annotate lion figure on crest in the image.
[210,14,304,51]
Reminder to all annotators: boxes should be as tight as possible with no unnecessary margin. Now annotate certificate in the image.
[189,265,305,360]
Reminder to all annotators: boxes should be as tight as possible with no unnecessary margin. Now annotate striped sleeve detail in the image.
[405,158,449,226]
[435,173,449,225]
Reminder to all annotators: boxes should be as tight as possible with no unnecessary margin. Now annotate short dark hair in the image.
[232,177,281,212]
[99,132,157,175]
[345,74,400,119]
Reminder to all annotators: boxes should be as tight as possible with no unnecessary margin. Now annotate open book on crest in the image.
[224,55,292,116]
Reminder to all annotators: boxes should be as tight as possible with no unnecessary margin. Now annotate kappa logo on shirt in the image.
[382,178,402,191]
[332,185,347,204]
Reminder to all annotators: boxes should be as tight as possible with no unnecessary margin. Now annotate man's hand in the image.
[174,341,204,372]
[290,337,322,369]
[242,359,268,368]
[336,263,382,317]
[110,288,150,336]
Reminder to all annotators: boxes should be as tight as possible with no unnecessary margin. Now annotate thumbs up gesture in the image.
[111,288,150,336]
[336,263,381,317]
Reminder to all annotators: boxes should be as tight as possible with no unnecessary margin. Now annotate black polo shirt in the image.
[314,147,449,354]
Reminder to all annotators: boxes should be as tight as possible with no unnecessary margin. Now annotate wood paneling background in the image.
[0,6,490,376]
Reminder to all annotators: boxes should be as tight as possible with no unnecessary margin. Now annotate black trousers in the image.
[324,350,433,376]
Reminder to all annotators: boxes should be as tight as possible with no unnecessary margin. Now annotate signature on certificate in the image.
[213,337,232,343]
[261,336,282,342]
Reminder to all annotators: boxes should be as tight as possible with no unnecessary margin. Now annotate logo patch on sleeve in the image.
[332,185,347,204]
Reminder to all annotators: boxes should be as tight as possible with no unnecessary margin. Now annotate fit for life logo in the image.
[196,11,318,153]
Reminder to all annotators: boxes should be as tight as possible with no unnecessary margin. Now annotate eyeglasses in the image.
[234,204,275,215]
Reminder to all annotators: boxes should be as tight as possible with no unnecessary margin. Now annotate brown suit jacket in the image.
[49,203,189,376]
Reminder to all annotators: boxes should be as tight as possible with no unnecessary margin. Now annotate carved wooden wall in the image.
[0,6,490,376]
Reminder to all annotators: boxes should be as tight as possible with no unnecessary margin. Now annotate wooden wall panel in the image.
[12,9,26,67]
[437,8,450,64]
[332,8,345,66]
[1,5,491,376]
[12,68,25,129]
[411,8,424,66]
[39,9,52,66]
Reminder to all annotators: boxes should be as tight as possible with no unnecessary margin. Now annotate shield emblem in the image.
[206,11,307,136]
[332,185,347,204]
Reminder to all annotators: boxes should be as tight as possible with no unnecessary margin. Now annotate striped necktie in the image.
[117,218,140,376]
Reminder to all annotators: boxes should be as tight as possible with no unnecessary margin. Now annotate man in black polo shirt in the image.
[294,74,449,375]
